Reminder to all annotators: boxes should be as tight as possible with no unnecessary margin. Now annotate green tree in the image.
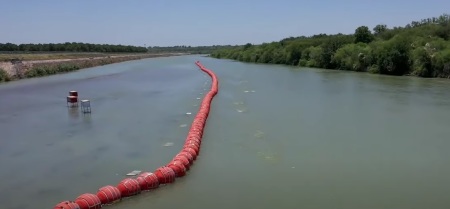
[333,43,371,71]
[243,43,253,50]
[373,24,388,35]
[372,34,412,75]
[354,26,375,43]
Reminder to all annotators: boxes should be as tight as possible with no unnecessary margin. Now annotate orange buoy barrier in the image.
[117,178,141,197]
[54,201,80,209]
[96,186,121,204]
[53,61,218,208]
[136,172,159,190]
[75,193,102,209]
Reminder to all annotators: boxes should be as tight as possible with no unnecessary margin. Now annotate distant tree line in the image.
[211,14,450,78]
[147,45,237,54]
[0,42,148,53]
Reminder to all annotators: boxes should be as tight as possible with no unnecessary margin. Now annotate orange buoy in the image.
[192,121,203,127]
[186,135,201,142]
[189,131,203,139]
[190,132,203,139]
[75,193,101,209]
[97,185,121,204]
[190,125,204,131]
[136,172,159,190]
[117,178,141,197]
[185,140,200,148]
[190,126,203,131]
[192,124,204,130]
[54,201,80,209]
[183,147,198,160]
[176,151,194,164]
[186,140,201,147]
[193,118,205,123]
[173,155,191,170]
[195,115,206,120]
[193,120,204,124]
[154,166,176,184]
[184,144,199,155]
[167,160,187,177]
[185,140,200,147]
[186,135,201,143]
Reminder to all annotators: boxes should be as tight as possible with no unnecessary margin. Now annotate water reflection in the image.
[82,113,92,125]
[67,107,79,119]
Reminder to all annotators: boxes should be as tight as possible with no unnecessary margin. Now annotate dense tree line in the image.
[211,14,450,78]
[0,42,148,53]
[147,45,236,54]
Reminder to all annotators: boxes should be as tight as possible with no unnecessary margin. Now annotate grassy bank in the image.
[211,14,450,78]
[0,53,183,83]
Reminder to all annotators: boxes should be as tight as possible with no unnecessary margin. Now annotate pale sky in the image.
[0,0,448,47]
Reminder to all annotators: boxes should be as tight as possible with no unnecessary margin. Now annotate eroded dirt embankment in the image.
[0,53,186,80]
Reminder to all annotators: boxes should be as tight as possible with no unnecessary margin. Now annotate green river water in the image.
[0,55,449,209]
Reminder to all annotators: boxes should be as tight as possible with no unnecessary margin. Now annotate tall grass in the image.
[0,68,10,82]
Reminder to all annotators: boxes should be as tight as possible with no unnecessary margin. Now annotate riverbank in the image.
[0,53,187,83]
[211,14,450,79]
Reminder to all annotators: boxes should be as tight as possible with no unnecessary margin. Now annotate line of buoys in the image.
[53,61,218,209]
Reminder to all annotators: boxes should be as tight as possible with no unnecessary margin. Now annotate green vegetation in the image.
[0,42,147,53]
[147,45,236,54]
[24,64,80,78]
[211,14,450,78]
[0,68,10,82]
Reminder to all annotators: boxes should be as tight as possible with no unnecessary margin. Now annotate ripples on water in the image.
[0,56,450,209]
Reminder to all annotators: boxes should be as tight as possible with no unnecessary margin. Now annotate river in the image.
[0,55,449,209]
